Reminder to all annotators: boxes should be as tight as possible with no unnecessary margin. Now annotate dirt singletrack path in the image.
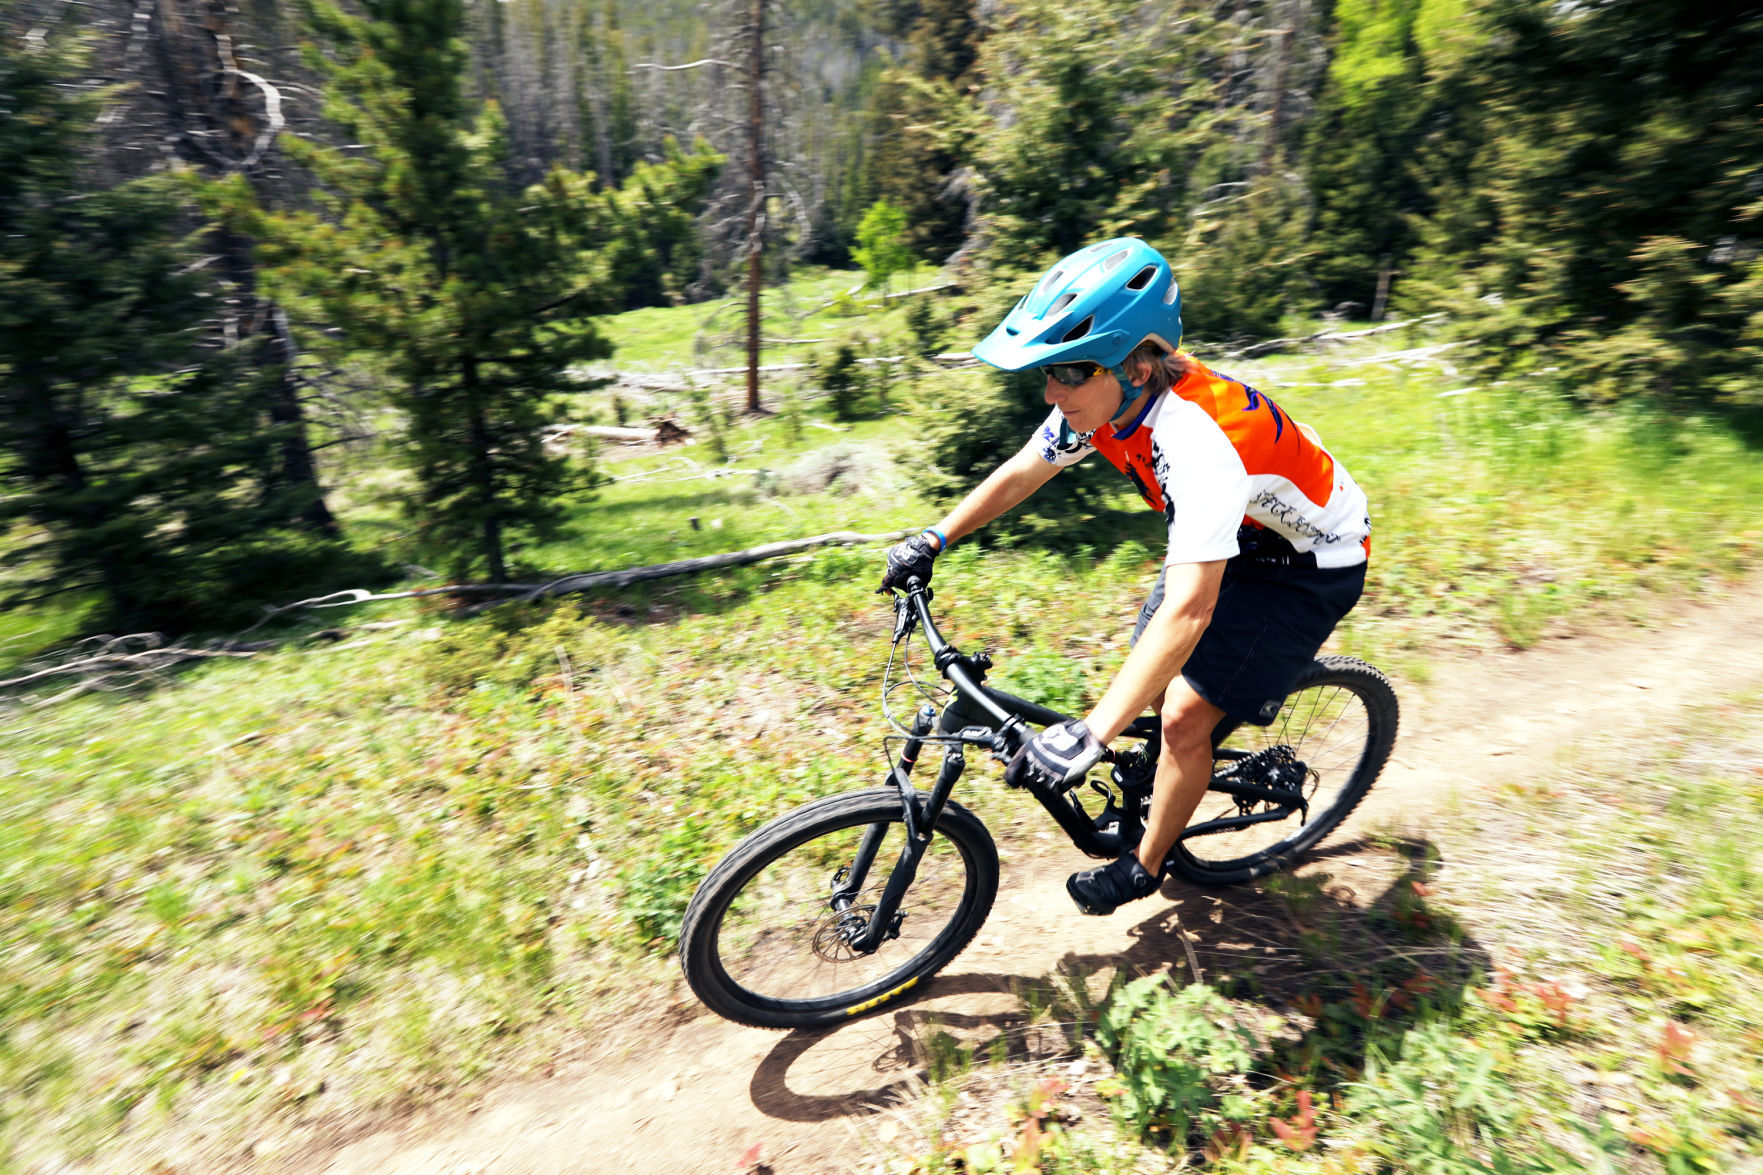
[282,578,1763,1175]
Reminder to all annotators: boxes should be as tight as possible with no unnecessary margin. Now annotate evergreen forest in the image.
[4,0,1761,632]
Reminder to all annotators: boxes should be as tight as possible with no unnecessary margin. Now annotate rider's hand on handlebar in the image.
[1005,719,1104,791]
[878,532,940,594]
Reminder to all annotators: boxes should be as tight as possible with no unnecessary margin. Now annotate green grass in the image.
[1236,338,1763,668]
[592,264,944,369]
[5,283,1763,1168]
[528,411,928,577]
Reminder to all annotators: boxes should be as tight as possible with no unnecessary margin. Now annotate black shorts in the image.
[1132,555,1366,726]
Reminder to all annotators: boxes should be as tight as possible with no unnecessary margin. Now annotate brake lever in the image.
[891,592,917,644]
[986,716,1027,764]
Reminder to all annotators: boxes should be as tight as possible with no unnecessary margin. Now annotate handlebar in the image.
[893,577,1027,755]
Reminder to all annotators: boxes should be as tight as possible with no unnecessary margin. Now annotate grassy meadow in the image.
[3,274,1763,1169]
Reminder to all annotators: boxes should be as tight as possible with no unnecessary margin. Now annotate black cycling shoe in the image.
[1066,852,1160,916]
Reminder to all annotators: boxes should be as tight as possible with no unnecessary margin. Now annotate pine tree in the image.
[594,139,725,308]
[852,198,914,292]
[1407,0,1763,402]
[577,0,640,188]
[1303,0,1465,314]
[260,0,614,581]
[0,31,364,630]
[854,0,981,265]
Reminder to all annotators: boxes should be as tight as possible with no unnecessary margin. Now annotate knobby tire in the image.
[678,788,999,1029]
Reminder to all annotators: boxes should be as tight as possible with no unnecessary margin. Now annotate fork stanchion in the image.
[893,703,937,784]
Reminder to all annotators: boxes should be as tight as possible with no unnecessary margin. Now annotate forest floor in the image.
[262,574,1763,1175]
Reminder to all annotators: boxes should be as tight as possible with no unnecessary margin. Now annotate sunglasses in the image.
[1041,362,1103,387]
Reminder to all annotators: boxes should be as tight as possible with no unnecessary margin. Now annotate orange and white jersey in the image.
[1032,358,1371,568]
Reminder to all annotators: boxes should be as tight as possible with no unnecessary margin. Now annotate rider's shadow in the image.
[746,836,1491,1124]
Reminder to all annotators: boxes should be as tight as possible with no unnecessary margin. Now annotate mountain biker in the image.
[879,237,1371,916]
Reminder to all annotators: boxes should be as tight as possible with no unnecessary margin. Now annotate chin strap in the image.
[1054,363,1150,446]
[1109,363,1147,421]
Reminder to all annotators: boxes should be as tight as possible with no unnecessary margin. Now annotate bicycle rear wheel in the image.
[1167,656,1397,886]
[679,788,998,1029]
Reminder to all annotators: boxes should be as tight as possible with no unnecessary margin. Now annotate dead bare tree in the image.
[743,0,766,414]
[108,0,346,534]
[627,0,786,414]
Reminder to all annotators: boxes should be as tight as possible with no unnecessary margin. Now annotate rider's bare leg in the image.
[1135,678,1225,874]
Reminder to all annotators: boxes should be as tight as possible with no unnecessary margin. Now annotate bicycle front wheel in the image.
[1169,655,1398,886]
[679,788,999,1029]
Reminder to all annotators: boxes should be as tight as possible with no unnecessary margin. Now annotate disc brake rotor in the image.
[810,904,877,962]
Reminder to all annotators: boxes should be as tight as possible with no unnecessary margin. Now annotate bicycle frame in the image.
[834,583,1146,951]
[836,580,1311,954]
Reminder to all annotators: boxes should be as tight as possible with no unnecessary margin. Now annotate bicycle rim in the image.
[1174,660,1391,881]
[695,797,993,1024]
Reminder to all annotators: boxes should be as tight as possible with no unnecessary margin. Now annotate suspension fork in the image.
[836,695,980,955]
[832,703,936,912]
[848,736,968,954]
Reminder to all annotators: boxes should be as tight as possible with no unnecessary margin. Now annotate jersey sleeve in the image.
[1031,407,1094,468]
[1151,404,1252,565]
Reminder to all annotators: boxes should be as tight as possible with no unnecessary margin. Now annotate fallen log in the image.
[1225,313,1449,360]
[494,527,914,606]
[230,528,916,627]
[4,530,915,703]
[882,281,960,300]
[549,419,693,446]
[571,424,662,443]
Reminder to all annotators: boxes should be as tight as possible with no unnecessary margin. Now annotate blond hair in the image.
[1124,340,1192,397]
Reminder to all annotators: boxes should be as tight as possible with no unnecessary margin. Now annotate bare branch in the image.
[629,59,737,72]
[1223,314,1452,360]
[219,68,285,171]
[239,530,918,627]
[496,529,913,608]
[0,633,262,704]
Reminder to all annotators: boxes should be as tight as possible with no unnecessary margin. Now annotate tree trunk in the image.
[264,309,340,536]
[461,355,507,583]
[1371,254,1394,322]
[155,0,339,535]
[744,0,765,414]
[1261,27,1291,175]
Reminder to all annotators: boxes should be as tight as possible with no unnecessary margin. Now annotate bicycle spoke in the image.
[1177,668,1383,872]
[713,818,977,1006]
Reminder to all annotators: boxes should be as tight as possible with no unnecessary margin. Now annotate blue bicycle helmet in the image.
[971,238,1182,409]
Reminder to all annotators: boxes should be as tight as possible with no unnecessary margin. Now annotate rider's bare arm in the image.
[1082,559,1226,743]
[925,442,1060,551]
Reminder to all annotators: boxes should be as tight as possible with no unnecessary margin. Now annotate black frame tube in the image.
[902,582,1156,860]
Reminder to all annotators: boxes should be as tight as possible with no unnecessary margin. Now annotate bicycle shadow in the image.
[744,835,1489,1124]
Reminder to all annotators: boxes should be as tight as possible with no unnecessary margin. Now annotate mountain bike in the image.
[679,578,1398,1029]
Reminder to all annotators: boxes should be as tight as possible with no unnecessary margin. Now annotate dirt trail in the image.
[283,580,1763,1175]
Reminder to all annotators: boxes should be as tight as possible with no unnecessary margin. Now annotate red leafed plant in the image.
[1013,1077,1068,1168]
[1657,1021,1697,1077]
[1270,1089,1319,1152]
[1205,1122,1253,1162]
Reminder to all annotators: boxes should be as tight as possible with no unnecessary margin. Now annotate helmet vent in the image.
[1126,264,1158,291]
[1050,291,1078,315]
[1061,315,1094,343]
[1102,248,1129,274]
[1037,268,1066,296]
[1163,275,1179,305]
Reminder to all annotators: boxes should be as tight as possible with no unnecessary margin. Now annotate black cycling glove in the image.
[879,533,940,593]
[1005,719,1105,791]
